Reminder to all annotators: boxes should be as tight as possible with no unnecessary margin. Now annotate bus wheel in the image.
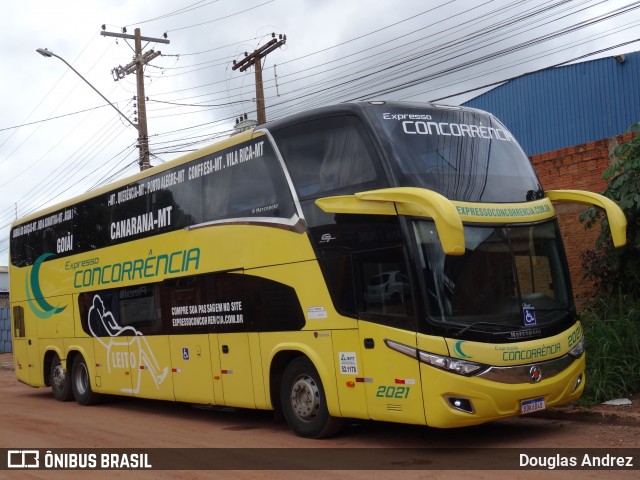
[71,354,102,406]
[280,357,343,438]
[50,355,73,402]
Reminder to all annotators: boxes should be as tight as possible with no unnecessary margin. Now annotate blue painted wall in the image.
[0,308,11,353]
[463,51,640,156]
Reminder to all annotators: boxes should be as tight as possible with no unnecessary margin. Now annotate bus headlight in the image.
[385,339,488,376]
[418,351,488,376]
[568,338,585,358]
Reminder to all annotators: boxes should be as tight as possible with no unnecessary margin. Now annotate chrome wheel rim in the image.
[290,374,320,421]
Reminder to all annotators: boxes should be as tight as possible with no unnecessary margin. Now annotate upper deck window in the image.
[10,136,296,267]
[366,106,542,203]
[270,115,387,200]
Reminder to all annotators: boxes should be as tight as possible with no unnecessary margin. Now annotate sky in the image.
[1,0,640,264]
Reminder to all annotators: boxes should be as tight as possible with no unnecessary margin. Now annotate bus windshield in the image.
[367,105,542,202]
[414,220,572,330]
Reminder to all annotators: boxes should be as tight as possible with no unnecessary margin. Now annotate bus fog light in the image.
[445,396,474,414]
[572,374,583,392]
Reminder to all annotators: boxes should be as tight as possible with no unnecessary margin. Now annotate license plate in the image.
[521,397,546,414]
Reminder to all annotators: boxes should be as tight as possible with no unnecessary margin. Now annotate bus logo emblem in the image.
[26,253,67,319]
[319,233,336,243]
[529,365,543,383]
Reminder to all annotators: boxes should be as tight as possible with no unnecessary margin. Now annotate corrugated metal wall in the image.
[463,51,640,156]
[0,308,11,353]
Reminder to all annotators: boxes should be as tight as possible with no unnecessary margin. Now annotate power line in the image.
[345,1,640,100]
[140,0,570,111]
[258,0,635,116]
[2,1,637,233]
[430,37,640,102]
[126,0,221,27]
[0,39,115,169]
[0,34,98,152]
[168,36,260,57]
[142,1,633,149]
[148,98,252,108]
[0,115,130,227]
[398,18,640,101]
[276,0,457,68]
[0,104,110,132]
[169,0,274,32]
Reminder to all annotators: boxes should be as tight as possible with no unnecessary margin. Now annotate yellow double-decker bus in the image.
[10,101,626,438]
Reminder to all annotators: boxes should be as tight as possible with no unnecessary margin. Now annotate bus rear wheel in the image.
[71,354,102,406]
[50,355,73,402]
[280,357,343,438]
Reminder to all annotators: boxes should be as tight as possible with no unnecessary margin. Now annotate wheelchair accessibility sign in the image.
[523,304,537,326]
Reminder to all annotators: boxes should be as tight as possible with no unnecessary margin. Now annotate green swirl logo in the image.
[453,340,472,359]
[26,253,67,319]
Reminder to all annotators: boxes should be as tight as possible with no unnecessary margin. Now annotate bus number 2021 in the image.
[375,386,410,398]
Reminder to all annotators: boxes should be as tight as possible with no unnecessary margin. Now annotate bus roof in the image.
[261,101,469,132]
[11,101,486,228]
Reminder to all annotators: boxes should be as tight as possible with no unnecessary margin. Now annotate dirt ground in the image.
[541,393,640,430]
[0,352,639,480]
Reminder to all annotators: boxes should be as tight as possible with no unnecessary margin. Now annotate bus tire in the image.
[71,354,102,406]
[50,355,73,402]
[280,357,343,438]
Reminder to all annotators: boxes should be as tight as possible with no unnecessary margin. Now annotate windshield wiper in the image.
[453,321,509,337]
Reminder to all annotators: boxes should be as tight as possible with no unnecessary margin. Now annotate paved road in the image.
[0,354,638,479]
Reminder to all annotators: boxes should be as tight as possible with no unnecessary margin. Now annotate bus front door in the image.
[355,248,425,425]
[357,321,424,424]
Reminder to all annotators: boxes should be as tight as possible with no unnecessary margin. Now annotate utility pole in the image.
[101,27,170,170]
[232,33,286,125]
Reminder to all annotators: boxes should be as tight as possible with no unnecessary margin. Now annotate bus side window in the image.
[13,306,25,338]
[78,285,161,337]
[202,139,295,221]
[317,253,357,318]
[118,285,162,333]
[354,247,413,330]
[271,115,385,200]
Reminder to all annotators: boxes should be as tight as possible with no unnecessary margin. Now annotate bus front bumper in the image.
[420,353,585,428]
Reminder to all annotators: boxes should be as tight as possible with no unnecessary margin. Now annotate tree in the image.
[578,124,640,404]
[580,123,640,298]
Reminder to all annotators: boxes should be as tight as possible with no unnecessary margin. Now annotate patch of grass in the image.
[580,292,640,404]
